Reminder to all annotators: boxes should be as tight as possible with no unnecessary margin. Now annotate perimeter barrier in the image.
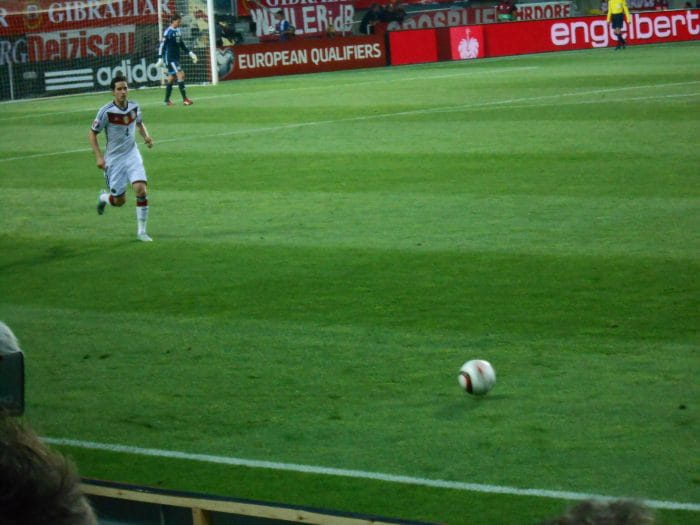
[82,478,438,525]
[387,8,700,65]
[214,9,700,79]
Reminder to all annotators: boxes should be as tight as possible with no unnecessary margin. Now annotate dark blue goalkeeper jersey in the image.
[158,25,190,63]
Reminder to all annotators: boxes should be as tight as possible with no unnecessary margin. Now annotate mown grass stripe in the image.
[2,80,697,164]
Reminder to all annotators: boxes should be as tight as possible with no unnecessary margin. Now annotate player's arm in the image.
[88,129,106,170]
[178,35,195,58]
[623,1,631,22]
[182,42,198,62]
[156,31,167,67]
[180,39,198,63]
[137,122,153,149]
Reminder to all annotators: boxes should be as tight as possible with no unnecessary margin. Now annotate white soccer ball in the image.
[458,359,496,396]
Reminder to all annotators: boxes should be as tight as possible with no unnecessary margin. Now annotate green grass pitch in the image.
[1,42,699,524]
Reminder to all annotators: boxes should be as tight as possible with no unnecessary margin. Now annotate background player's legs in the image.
[164,75,175,106]
[615,29,626,49]
[612,16,626,49]
[176,71,192,105]
[132,181,151,241]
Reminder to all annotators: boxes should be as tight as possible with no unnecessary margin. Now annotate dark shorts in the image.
[166,60,183,76]
[611,13,625,29]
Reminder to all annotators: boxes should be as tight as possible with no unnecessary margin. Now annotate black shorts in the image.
[611,13,625,29]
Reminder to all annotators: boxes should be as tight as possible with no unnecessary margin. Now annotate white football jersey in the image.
[91,100,142,160]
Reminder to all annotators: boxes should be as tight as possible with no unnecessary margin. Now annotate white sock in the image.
[136,202,149,235]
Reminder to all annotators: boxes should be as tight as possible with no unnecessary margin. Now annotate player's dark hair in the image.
[0,414,97,525]
[171,13,182,23]
[110,74,127,91]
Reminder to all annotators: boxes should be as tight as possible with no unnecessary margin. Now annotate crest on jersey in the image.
[107,112,133,126]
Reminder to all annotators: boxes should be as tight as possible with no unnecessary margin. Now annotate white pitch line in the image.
[1,80,698,164]
[44,437,700,512]
[0,147,93,163]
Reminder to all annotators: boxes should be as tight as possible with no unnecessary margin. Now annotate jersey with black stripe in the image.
[91,101,142,159]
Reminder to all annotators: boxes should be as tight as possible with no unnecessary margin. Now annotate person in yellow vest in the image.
[607,0,632,49]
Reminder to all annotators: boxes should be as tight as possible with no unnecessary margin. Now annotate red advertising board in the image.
[386,2,574,32]
[516,2,575,21]
[0,0,172,35]
[325,0,453,11]
[389,10,700,65]
[218,35,386,80]
[27,25,137,63]
[388,29,438,66]
[387,7,497,31]
[485,9,700,55]
[242,0,354,39]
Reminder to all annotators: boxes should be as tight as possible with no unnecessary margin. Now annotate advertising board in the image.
[0,0,208,99]
[388,29,438,65]
[485,9,700,55]
[218,35,386,80]
[244,0,354,39]
[0,0,170,36]
[386,2,575,31]
[388,10,700,65]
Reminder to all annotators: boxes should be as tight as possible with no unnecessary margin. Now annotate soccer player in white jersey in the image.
[89,74,154,242]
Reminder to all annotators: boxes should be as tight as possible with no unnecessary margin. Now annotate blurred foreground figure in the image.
[541,499,655,525]
[0,413,97,524]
